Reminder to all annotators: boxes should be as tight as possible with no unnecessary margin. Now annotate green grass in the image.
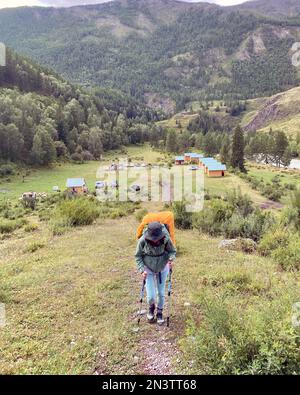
[0,145,165,201]
[0,146,299,373]
[247,162,300,204]
[204,172,267,206]
[1,209,299,374]
[241,86,300,138]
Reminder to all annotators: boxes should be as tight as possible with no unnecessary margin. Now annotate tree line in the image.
[0,50,161,166]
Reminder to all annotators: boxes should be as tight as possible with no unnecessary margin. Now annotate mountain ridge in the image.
[0,0,300,111]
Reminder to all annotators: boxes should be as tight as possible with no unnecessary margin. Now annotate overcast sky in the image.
[0,0,248,10]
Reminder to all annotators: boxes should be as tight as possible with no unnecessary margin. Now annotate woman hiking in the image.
[135,221,176,325]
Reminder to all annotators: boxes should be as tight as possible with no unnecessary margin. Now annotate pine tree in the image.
[230,126,245,172]
[220,134,231,165]
[165,129,178,153]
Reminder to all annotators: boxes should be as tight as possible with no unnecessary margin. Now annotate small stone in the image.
[184,302,191,307]
[133,356,139,363]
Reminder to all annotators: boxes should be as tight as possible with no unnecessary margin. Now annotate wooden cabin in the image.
[190,153,203,164]
[184,153,192,162]
[66,178,88,194]
[206,163,227,177]
[184,153,203,163]
[175,156,185,165]
[199,158,216,173]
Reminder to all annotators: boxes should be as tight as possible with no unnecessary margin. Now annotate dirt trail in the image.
[131,271,184,375]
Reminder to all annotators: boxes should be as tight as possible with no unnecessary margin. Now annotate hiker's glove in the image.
[168,260,174,270]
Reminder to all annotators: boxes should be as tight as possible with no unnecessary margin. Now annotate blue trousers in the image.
[145,268,169,310]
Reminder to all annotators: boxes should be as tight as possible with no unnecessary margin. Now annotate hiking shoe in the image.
[147,304,155,322]
[156,309,165,325]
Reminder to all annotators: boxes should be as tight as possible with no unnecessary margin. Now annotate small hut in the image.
[66,178,88,195]
[207,163,227,178]
[175,156,185,165]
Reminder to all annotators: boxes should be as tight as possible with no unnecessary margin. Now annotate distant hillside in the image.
[236,0,300,18]
[0,0,300,112]
[242,86,300,137]
[0,49,160,165]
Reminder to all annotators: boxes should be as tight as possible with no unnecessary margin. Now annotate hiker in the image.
[135,222,176,325]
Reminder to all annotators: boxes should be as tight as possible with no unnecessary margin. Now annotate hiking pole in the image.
[137,278,146,326]
[167,268,173,328]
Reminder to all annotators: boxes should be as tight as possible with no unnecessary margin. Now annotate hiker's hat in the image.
[145,222,164,242]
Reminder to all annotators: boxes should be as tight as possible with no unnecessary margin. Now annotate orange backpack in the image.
[136,211,176,246]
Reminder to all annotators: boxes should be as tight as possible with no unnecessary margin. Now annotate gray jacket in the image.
[135,226,176,273]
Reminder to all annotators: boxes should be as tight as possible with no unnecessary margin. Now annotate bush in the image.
[0,218,25,234]
[183,291,300,374]
[291,189,300,231]
[25,241,45,253]
[225,188,254,217]
[193,193,273,241]
[193,199,233,236]
[172,200,193,229]
[240,210,274,242]
[262,184,282,202]
[55,198,100,227]
[0,164,16,177]
[71,152,83,163]
[272,236,300,271]
[24,223,39,233]
[259,227,290,257]
[0,200,26,220]
[82,150,94,161]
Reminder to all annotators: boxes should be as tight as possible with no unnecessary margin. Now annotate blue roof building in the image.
[66,178,86,188]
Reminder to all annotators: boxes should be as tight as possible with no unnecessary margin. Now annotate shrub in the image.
[51,221,69,236]
[71,152,83,163]
[241,210,274,242]
[82,150,94,161]
[225,188,254,217]
[0,164,16,177]
[0,200,26,220]
[193,199,233,236]
[222,212,246,239]
[0,218,25,234]
[291,189,300,231]
[24,223,39,233]
[183,291,300,374]
[261,184,282,202]
[172,200,193,229]
[25,241,45,253]
[56,198,100,227]
[272,236,300,271]
[259,227,290,257]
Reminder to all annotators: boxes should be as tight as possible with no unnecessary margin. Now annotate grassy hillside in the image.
[0,0,300,111]
[1,145,299,374]
[1,177,299,373]
[242,86,300,137]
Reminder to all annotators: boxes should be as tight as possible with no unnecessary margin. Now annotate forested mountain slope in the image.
[0,49,159,165]
[235,0,300,18]
[0,0,300,111]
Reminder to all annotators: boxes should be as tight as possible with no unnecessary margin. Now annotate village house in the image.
[206,163,227,177]
[66,178,88,194]
[175,156,185,165]
[175,153,227,177]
